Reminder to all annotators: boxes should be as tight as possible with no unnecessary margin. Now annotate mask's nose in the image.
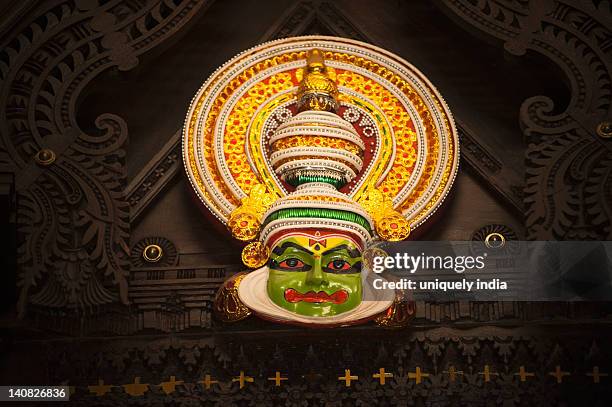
[306,256,328,286]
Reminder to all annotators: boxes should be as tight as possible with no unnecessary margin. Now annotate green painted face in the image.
[266,233,363,317]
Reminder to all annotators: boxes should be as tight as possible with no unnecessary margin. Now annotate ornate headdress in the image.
[183,36,459,267]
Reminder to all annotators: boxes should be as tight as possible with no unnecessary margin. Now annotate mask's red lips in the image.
[284,288,348,304]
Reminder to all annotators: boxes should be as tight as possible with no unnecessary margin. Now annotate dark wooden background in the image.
[0,0,610,404]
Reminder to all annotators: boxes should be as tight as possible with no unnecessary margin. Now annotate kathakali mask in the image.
[183,36,459,326]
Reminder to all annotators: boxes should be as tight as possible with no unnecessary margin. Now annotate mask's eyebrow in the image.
[272,241,314,256]
[322,244,361,258]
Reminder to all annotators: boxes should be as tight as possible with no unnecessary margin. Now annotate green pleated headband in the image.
[262,207,372,234]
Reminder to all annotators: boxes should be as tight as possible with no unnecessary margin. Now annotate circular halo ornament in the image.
[183,36,459,240]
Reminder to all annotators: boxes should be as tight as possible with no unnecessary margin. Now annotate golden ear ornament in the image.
[241,241,270,269]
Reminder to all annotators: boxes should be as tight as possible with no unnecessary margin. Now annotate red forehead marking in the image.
[309,238,327,248]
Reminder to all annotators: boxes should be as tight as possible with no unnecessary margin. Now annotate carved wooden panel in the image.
[1,0,610,404]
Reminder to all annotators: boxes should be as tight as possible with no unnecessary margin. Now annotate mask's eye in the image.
[278,258,306,270]
[326,259,351,271]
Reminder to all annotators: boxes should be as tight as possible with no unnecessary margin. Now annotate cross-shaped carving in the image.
[122,377,149,396]
[586,366,608,384]
[200,374,218,390]
[267,371,288,387]
[514,366,535,382]
[407,367,429,384]
[338,369,358,387]
[372,368,393,385]
[159,375,183,394]
[232,371,254,389]
[443,366,463,382]
[479,365,498,382]
[549,365,570,384]
[88,379,113,396]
